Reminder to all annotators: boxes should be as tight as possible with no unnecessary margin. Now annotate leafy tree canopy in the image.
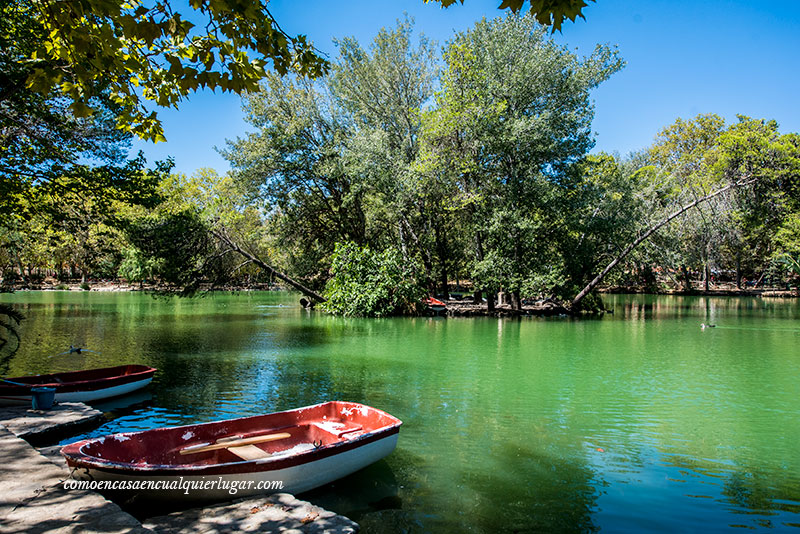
[1,1,168,221]
[124,209,220,295]
[19,0,328,141]
[16,0,597,143]
[427,0,594,32]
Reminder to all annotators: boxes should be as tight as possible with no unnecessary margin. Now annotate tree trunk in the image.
[681,265,692,291]
[571,178,756,310]
[398,223,408,261]
[473,290,482,305]
[735,256,742,289]
[703,263,710,291]
[14,255,27,283]
[487,291,495,312]
[511,290,521,311]
[212,228,326,303]
[434,223,449,299]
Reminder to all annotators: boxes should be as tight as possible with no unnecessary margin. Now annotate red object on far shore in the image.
[423,297,446,308]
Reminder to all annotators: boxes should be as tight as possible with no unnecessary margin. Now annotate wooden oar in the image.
[179,432,291,455]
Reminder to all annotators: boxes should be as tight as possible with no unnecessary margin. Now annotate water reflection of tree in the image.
[660,454,800,528]
[460,442,599,533]
[725,466,800,523]
[607,294,795,321]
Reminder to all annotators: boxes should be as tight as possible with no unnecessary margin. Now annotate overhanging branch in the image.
[210,227,326,303]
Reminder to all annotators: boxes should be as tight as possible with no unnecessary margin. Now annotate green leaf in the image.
[69,101,95,117]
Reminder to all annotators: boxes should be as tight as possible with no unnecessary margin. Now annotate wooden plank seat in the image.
[226,444,272,461]
[311,422,363,437]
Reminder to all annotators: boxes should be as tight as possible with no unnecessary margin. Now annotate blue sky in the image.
[131,0,800,176]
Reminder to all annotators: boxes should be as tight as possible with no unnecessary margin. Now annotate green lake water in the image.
[2,291,799,532]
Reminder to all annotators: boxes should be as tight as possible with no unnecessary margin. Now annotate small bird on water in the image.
[701,323,716,329]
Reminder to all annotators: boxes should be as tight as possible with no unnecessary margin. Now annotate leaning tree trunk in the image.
[211,228,326,304]
[572,178,757,310]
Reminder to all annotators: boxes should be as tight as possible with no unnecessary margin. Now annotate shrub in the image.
[322,242,426,317]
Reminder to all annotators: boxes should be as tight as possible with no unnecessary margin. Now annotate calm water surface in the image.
[2,291,799,532]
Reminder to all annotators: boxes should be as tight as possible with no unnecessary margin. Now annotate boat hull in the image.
[0,365,156,406]
[62,401,402,501]
[67,432,398,500]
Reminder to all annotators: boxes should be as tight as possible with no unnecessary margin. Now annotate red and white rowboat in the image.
[0,365,156,406]
[61,401,402,500]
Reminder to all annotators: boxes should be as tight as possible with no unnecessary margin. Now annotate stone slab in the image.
[144,493,359,534]
[36,445,68,469]
[0,428,150,534]
[0,402,103,444]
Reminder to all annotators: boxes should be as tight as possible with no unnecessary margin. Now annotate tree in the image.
[648,114,730,289]
[117,246,162,288]
[222,73,365,287]
[649,115,800,289]
[124,209,220,295]
[19,0,594,142]
[420,14,623,308]
[331,17,440,289]
[118,167,327,299]
[557,154,645,298]
[572,179,756,308]
[223,18,439,295]
[572,115,800,308]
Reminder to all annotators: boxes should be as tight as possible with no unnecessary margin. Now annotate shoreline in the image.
[3,282,796,320]
[600,286,799,298]
[437,287,799,318]
[4,280,797,296]
[1,281,284,293]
